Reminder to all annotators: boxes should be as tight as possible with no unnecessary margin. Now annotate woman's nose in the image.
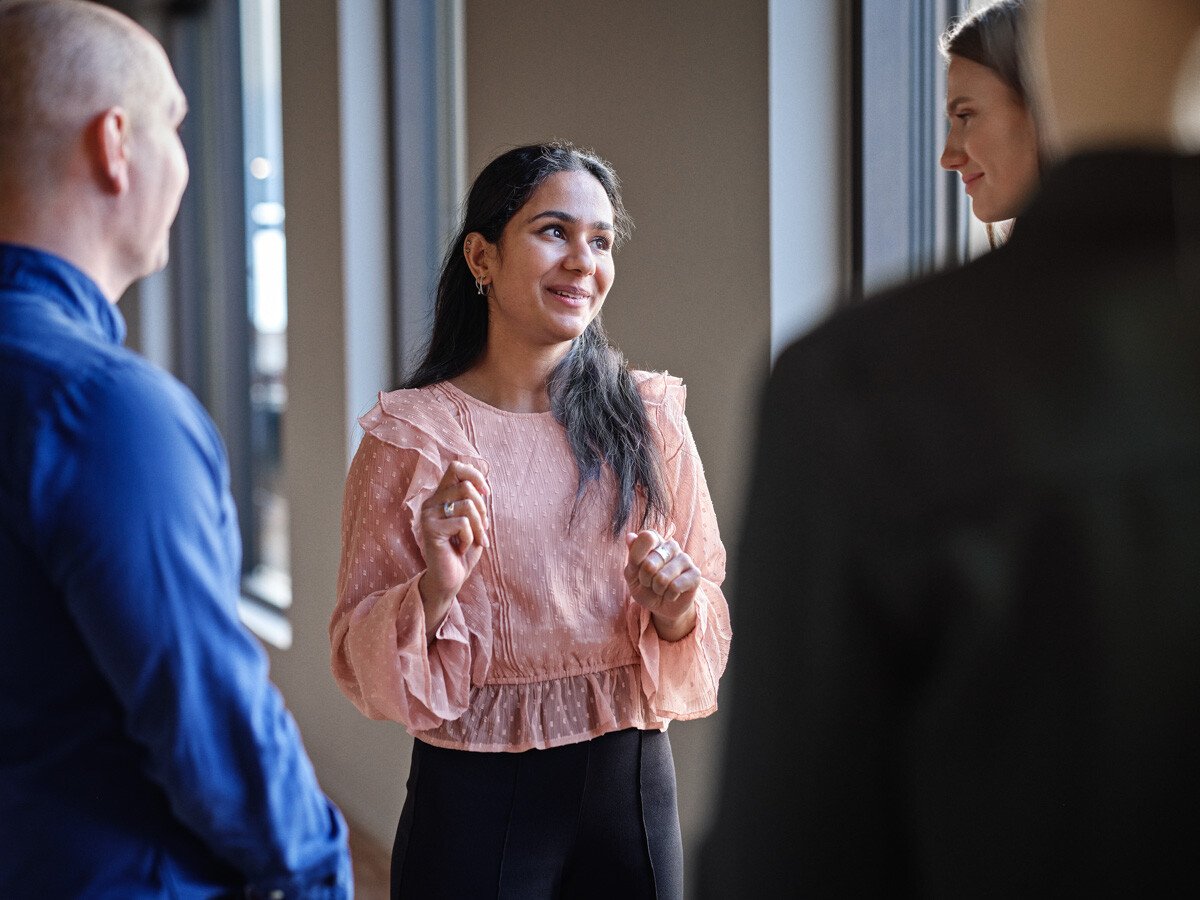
[564,240,596,274]
[940,130,966,171]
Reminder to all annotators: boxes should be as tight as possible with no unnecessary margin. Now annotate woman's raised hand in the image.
[624,530,700,642]
[418,461,490,614]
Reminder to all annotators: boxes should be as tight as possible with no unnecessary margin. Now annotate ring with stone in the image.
[652,543,672,564]
[442,500,455,518]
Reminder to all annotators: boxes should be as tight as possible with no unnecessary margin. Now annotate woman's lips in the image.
[548,287,590,307]
[963,172,984,193]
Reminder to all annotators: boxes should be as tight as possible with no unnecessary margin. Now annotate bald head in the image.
[1029,0,1200,157]
[0,0,169,186]
[0,0,189,301]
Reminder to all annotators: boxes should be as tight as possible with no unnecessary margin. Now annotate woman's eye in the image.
[541,224,566,239]
[591,236,611,251]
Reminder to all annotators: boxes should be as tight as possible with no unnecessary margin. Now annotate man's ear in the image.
[92,106,131,195]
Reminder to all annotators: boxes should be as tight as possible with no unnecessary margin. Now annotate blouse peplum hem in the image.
[412,660,669,753]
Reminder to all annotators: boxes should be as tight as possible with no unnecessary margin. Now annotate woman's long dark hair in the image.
[404,142,669,537]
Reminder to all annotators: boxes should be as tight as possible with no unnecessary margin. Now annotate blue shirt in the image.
[0,244,352,898]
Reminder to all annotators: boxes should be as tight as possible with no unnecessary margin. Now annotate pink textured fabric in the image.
[331,372,731,752]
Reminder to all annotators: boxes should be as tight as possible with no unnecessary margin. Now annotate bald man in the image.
[0,2,351,896]
[701,0,1200,897]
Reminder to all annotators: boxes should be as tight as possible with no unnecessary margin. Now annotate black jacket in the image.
[700,151,1200,898]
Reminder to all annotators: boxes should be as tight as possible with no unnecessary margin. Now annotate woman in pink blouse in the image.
[331,142,730,898]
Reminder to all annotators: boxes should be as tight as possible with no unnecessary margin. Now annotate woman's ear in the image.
[463,232,494,287]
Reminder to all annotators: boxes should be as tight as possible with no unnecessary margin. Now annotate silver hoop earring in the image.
[475,278,487,296]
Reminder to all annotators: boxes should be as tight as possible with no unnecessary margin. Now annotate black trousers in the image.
[391,728,684,899]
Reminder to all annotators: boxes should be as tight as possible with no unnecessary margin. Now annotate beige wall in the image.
[466,0,771,870]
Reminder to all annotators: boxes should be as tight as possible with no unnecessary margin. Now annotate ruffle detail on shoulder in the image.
[360,388,490,553]
[632,370,688,464]
[347,386,495,703]
[628,586,731,721]
[361,387,489,470]
[412,662,668,753]
[632,369,686,409]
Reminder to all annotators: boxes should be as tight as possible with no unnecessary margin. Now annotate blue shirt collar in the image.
[0,242,127,345]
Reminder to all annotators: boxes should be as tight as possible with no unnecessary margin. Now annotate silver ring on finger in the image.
[442,500,455,518]
[652,543,672,564]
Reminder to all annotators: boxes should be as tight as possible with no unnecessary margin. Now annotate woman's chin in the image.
[971,187,1037,227]
[547,311,597,342]
[972,206,1017,227]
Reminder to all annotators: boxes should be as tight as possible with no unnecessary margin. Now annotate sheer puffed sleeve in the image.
[628,372,732,720]
[330,390,492,732]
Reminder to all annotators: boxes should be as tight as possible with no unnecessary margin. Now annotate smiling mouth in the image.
[549,288,590,303]
[963,173,984,189]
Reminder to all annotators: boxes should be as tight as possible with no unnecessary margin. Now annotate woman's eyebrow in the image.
[527,210,614,232]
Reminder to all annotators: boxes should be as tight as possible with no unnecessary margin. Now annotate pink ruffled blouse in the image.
[330,372,731,752]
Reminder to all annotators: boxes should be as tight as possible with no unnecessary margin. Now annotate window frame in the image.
[850,0,971,299]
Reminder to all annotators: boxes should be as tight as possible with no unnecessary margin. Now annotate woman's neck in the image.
[452,340,570,413]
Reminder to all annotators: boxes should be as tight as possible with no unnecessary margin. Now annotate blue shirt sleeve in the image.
[29,357,352,898]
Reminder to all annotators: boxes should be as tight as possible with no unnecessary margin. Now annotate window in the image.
[390,0,465,379]
[852,0,971,297]
[113,0,292,645]
[240,0,291,621]
[768,0,979,352]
